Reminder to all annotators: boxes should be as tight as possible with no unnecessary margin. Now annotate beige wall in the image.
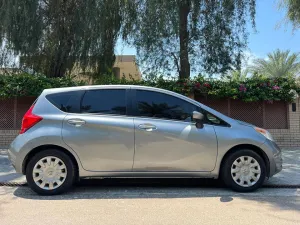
[269,98,300,148]
[0,68,22,75]
[113,56,141,80]
[71,55,141,83]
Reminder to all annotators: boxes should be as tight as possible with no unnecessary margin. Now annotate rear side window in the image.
[46,91,82,113]
[81,89,126,115]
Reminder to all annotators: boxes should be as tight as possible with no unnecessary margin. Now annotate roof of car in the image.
[42,85,200,106]
[44,85,171,94]
[41,85,236,124]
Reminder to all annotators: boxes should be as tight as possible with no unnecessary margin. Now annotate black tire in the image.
[26,149,76,195]
[221,149,266,192]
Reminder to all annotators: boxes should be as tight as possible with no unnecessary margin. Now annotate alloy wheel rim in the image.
[231,156,261,187]
[32,156,67,190]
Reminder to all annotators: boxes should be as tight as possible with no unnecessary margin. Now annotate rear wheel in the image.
[26,149,76,195]
[221,149,266,192]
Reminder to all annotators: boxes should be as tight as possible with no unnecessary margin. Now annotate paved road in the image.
[1,186,300,225]
[1,149,300,224]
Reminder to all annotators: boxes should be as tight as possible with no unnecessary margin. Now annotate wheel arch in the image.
[22,144,80,179]
[219,144,270,177]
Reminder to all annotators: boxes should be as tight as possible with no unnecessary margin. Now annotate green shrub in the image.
[0,73,299,102]
[94,75,300,102]
[0,73,85,98]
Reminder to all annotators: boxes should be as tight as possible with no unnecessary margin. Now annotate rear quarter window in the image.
[46,91,83,113]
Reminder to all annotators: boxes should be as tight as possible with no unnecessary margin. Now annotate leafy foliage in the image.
[1,73,298,103]
[249,49,300,78]
[280,0,300,29]
[123,0,256,78]
[224,70,248,82]
[0,0,258,79]
[0,73,84,98]
[0,0,123,77]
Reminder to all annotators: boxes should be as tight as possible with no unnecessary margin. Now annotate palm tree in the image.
[249,49,300,78]
[225,69,249,82]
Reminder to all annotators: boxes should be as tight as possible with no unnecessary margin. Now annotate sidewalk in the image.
[0,149,299,186]
[264,149,300,186]
[0,150,26,183]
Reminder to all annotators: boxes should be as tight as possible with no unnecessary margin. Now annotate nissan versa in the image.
[8,85,282,195]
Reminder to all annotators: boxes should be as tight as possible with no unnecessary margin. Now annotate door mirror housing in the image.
[192,111,204,121]
[192,111,204,129]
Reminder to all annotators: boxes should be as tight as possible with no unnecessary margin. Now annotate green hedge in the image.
[0,73,299,102]
[0,73,84,98]
[94,75,300,102]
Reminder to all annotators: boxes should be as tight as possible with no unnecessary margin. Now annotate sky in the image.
[248,0,300,58]
[115,0,300,67]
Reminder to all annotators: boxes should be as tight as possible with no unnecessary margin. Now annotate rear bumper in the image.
[7,136,24,173]
[7,148,17,170]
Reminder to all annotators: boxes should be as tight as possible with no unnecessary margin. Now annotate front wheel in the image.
[221,149,266,192]
[26,149,76,195]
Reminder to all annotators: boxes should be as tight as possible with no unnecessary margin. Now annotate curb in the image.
[263,184,300,188]
[0,150,8,155]
[0,182,27,187]
[0,181,299,188]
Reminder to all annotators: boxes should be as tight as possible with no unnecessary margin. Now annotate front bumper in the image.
[261,140,282,177]
[273,151,283,174]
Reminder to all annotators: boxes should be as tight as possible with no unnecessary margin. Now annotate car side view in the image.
[8,85,282,195]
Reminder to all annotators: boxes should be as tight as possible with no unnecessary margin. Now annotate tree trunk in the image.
[97,34,116,75]
[47,39,72,78]
[179,0,191,80]
[46,0,74,78]
[96,0,121,76]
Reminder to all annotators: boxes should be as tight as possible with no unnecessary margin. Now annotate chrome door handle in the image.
[67,119,86,127]
[138,124,157,131]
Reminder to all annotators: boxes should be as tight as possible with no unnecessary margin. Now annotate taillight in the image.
[20,105,43,134]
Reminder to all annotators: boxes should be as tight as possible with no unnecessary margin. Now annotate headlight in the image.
[254,127,274,141]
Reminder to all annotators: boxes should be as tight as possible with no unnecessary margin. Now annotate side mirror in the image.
[192,111,204,121]
[192,111,204,129]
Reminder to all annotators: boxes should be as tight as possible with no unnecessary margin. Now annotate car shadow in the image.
[12,178,225,199]
[11,178,300,212]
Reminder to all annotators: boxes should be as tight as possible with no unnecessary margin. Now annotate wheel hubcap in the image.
[32,156,67,190]
[231,156,261,187]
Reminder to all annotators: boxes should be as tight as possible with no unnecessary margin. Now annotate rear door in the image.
[61,88,135,172]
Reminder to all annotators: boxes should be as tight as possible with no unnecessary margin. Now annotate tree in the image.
[279,0,300,29]
[249,49,300,78]
[123,0,256,79]
[0,0,123,77]
[225,70,248,82]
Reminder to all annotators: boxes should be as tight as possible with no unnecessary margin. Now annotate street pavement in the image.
[1,186,300,225]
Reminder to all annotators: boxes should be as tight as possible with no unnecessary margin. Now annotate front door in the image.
[132,89,218,172]
[62,88,135,172]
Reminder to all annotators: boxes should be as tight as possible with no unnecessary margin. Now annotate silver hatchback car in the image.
[8,85,282,195]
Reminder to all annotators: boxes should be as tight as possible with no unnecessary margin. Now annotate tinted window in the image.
[46,91,81,113]
[81,89,126,115]
[135,90,199,121]
[203,111,229,126]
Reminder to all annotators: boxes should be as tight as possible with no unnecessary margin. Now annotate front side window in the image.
[206,112,222,125]
[135,90,200,121]
[202,110,230,126]
[81,89,126,115]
